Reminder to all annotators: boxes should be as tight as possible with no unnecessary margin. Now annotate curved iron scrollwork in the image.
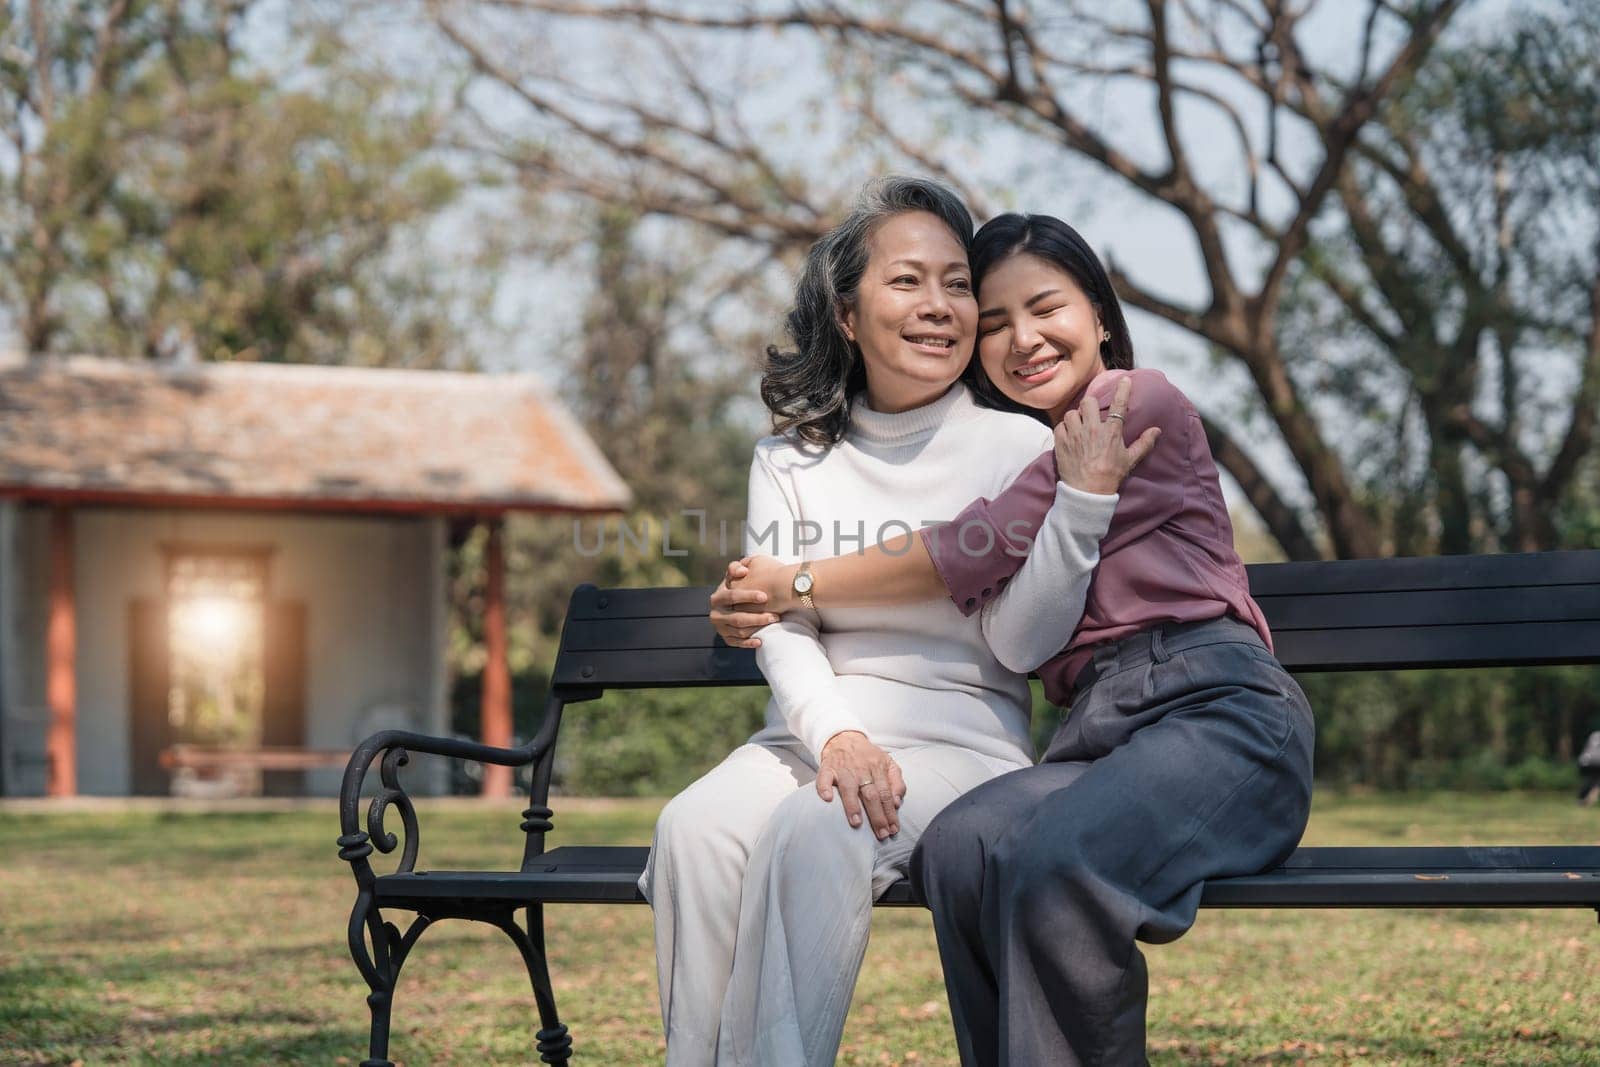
[368,747,421,873]
[337,728,549,884]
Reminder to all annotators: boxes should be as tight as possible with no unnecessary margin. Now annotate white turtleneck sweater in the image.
[746,382,1117,767]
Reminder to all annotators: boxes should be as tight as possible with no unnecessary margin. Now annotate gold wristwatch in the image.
[793,562,816,611]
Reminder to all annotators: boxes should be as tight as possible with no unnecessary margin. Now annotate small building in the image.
[0,355,628,798]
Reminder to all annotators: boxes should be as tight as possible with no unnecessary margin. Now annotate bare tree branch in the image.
[431,8,826,246]
[1541,251,1600,505]
[481,0,1005,85]
[1254,0,1463,325]
[1201,412,1323,559]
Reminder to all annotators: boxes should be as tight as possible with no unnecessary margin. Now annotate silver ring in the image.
[1106,412,1126,422]
[859,777,874,787]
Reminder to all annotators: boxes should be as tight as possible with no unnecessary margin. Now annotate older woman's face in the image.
[976,252,1107,421]
[842,210,976,412]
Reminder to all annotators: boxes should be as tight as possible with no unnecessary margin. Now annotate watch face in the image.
[794,572,814,594]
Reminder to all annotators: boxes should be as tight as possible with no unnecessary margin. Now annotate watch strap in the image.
[796,562,816,611]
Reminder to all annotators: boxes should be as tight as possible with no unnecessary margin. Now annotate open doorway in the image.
[165,550,267,796]
[130,546,303,796]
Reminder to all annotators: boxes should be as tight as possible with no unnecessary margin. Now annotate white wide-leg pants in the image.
[638,740,1021,1067]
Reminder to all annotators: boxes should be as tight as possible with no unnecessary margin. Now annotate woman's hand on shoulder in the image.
[816,730,906,839]
[708,555,794,648]
[1055,375,1162,495]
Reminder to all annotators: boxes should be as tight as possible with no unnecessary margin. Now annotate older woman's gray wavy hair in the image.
[760,176,975,447]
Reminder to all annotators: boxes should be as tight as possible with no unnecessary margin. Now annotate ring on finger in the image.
[859,777,873,787]
[1107,412,1126,422]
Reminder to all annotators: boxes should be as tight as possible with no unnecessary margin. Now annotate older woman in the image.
[639,180,1146,1066]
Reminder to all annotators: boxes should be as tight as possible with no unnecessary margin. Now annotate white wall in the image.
[6,505,448,796]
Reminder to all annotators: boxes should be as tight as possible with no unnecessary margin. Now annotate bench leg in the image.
[345,888,431,1067]
[488,904,572,1064]
[362,982,395,1067]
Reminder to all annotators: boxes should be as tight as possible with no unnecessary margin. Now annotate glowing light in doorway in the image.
[171,595,249,659]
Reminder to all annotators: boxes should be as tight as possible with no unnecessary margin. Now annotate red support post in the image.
[480,517,513,798]
[46,506,77,797]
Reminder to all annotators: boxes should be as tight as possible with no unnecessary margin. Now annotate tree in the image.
[1283,0,1600,553]
[0,0,484,365]
[420,0,1600,558]
[509,205,762,650]
[447,208,771,791]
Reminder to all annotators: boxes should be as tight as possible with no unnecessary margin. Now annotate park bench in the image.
[336,548,1600,1066]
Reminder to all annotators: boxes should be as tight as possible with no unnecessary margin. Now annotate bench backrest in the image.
[550,549,1600,694]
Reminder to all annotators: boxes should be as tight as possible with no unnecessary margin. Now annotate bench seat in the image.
[374,844,1600,911]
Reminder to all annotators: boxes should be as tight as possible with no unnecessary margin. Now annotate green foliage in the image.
[555,686,772,796]
[1301,665,1600,791]
[0,1,489,365]
[445,208,770,787]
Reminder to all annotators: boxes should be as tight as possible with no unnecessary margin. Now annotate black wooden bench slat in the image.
[560,617,729,652]
[553,646,764,689]
[565,585,724,621]
[1258,584,1600,632]
[373,844,1600,910]
[1244,549,1600,597]
[1273,621,1600,672]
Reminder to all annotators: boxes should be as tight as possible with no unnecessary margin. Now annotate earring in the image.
[1100,328,1111,346]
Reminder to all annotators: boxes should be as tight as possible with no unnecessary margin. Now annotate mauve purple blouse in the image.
[920,367,1272,706]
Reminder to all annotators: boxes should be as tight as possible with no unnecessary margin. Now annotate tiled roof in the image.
[0,355,630,514]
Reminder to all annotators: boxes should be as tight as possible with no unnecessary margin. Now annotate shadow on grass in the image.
[1153,1022,1598,1064]
[1,959,370,1065]
[45,1014,366,1067]
[0,962,92,1026]
[32,913,535,996]
[145,1030,368,1067]
[4,810,532,875]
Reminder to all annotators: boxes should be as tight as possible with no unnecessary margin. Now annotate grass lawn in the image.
[2,792,1597,1066]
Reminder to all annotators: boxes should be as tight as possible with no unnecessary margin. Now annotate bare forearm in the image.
[750,533,945,613]
[810,532,945,607]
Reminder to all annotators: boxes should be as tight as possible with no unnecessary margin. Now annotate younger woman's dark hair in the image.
[962,213,1136,418]
[761,175,975,447]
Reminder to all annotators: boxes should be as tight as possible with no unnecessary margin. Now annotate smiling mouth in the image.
[906,335,956,350]
[1014,356,1063,378]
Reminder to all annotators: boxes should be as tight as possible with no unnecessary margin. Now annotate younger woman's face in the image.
[976,252,1107,422]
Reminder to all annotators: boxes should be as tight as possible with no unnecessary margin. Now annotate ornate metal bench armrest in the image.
[336,729,545,882]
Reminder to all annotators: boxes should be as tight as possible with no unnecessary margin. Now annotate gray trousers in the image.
[910,617,1315,1067]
